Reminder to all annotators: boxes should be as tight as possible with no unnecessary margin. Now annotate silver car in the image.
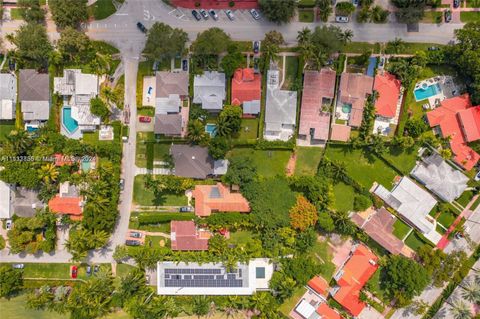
[250,9,260,20]
[226,9,235,20]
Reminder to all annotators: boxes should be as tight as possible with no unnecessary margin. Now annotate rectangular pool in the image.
[414,83,441,101]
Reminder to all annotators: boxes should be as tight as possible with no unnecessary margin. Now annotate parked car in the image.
[428,46,439,51]
[199,9,209,20]
[139,116,151,123]
[70,266,78,279]
[444,9,452,23]
[208,9,218,20]
[179,206,194,212]
[126,240,141,246]
[119,178,125,191]
[454,232,464,239]
[250,9,260,20]
[475,171,480,181]
[136,22,147,33]
[5,219,12,230]
[379,56,385,68]
[182,59,188,71]
[253,41,260,54]
[352,0,359,6]
[94,265,100,273]
[86,265,92,275]
[146,274,150,283]
[192,10,202,21]
[225,9,235,20]
[12,264,24,269]
[335,16,349,23]
[453,0,460,8]
[130,231,142,238]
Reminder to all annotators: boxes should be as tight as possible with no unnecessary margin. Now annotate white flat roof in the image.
[0,181,12,219]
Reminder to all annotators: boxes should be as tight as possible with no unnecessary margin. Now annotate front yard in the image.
[295,147,323,176]
[461,11,480,22]
[404,232,431,251]
[227,148,292,178]
[0,120,15,141]
[133,175,188,206]
[282,56,299,90]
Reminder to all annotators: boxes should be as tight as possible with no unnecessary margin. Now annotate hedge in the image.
[137,213,195,225]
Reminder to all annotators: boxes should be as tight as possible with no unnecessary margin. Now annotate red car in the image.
[139,116,151,123]
[70,265,78,279]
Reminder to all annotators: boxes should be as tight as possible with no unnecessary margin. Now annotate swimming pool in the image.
[81,160,91,172]
[205,123,217,137]
[414,83,441,101]
[62,107,79,134]
[366,57,377,77]
[342,104,352,114]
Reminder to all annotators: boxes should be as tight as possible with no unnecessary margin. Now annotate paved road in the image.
[85,0,463,52]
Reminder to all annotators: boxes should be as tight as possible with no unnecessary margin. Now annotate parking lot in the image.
[168,7,261,24]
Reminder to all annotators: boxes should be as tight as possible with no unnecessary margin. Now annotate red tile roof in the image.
[308,276,329,297]
[231,68,261,106]
[317,303,343,319]
[54,153,75,167]
[192,183,250,217]
[426,94,480,170]
[333,244,379,316]
[374,73,402,118]
[170,220,210,251]
[298,69,336,141]
[48,196,82,217]
[339,73,374,127]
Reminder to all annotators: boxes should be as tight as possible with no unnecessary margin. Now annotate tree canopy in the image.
[391,0,426,24]
[12,22,52,68]
[143,22,188,62]
[57,27,93,63]
[289,195,318,231]
[259,0,297,24]
[0,266,23,299]
[191,28,231,68]
[49,0,88,29]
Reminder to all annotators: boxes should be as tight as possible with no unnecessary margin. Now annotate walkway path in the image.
[437,194,479,250]
[135,166,172,176]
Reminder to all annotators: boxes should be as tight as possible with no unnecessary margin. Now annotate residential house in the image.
[0,73,16,120]
[298,69,336,146]
[411,152,469,203]
[48,181,83,220]
[373,73,403,135]
[54,69,100,137]
[192,183,250,217]
[332,73,373,141]
[170,144,228,179]
[19,69,50,127]
[373,177,441,244]
[426,94,480,170]
[157,258,273,295]
[153,71,189,137]
[193,71,226,111]
[331,244,378,317]
[0,181,12,219]
[231,68,261,116]
[170,220,210,251]
[264,69,297,141]
[351,207,414,257]
[11,187,44,217]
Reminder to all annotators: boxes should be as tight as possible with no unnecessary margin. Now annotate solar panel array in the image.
[164,267,244,288]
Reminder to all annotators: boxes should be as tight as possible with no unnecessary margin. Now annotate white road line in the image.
[168,9,176,14]
[115,13,128,16]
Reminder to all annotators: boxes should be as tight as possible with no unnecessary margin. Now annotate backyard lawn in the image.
[382,145,419,175]
[437,209,457,228]
[0,120,15,141]
[236,118,259,140]
[0,263,111,281]
[228,230,255,246]
[461,11,480,22]
[133,175,188,206]
[456,190,474,208]
[332,182,356,213]
[392,218,412,240]
[282,56,299,90]
[10,8,24,20]
[325,145,397,189]
[404,232,430,251]
[366,267,390,303]
[309,240,336,279]
[228,148,291,178]
[295,147,322,176]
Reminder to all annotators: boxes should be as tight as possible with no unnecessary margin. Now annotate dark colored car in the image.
[199,9,209,20]
[126,240,141,246]
[444,9,452,23]
[136,22,147,33]
[119,178,125,191]
[130,231,142,238]
[70,266,78,279]
[253,41,260,54]
[453,0,460,8]
[179,206,194,212]
[208,9,218,20]
[192,10,202,21]
[94,265,100,273]
[182,59,188,71]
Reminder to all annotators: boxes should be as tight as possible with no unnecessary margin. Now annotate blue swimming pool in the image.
[342,103,352,114]
[205,123,217,137]
[366,57,377,77]
[414,83,441,101]
[81,160,91,172]
[62,107,79,134]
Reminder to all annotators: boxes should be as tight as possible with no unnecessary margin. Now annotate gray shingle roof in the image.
[170,144,214,179]
[156,71,189,98]
[154,114,182,136]
[19,69,49,102]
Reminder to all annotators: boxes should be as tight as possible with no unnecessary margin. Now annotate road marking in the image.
[115,13,128,16]
[168,9,176,14]
[179,14,184,19]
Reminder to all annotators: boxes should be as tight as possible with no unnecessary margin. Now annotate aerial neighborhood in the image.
[0,0,479,318]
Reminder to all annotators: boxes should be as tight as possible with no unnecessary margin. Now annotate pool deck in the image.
[60,107,83,140]
[414,75,461,107]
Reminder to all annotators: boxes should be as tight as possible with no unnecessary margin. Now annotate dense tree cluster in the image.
[49,0,88,29]
[0,266,23,299]
[143,22,189,62]
[191,28,232,69]
[258,0,297,24]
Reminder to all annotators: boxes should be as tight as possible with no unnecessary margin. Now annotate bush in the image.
[137,213,195,225]
[353,195,373,211]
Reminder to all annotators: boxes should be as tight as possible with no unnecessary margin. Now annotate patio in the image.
[414,75,461,108]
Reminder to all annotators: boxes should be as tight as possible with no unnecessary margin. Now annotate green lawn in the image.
[437,210,457,228]
[421,11,443,23]
[228,230,255,246]
[236,118,259,140]
[325,145,398,189]
[133,175,188,206]
[116,263,137,278]
[366,267,390,302]
[282,56,299,90]
[10,8,24,20]
[0,120,15,141]
[298,0,317,6]
[228,148,291,178]
[309,240,336,279]
[392,218,412,240]
[87,0,117,20]
[342,42,382,54]
[295,147,323,176]
[382,146,419,175]
[332,182,356,213]
[299,9,315,22]
[136,132,154,167]
[456,191,474,208]
[145,235,169,248]
[279,287,306,316]
[0,263,111,281]
[82,121,122,147]
[461,11,480,22]
[467,0,480,7]
[92,40,120,55]
[404,232,430,251]
[471,196,480,210]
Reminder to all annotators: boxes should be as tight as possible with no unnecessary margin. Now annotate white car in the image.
[225,9,235,20]
[335,16,349,23]
[250,9,260,20]
[5,219,12,230]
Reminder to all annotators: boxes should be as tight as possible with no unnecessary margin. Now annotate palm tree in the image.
[340,30,354,44]
[6,129,32,154]
[387,37,405,54]
[187,120,207,145]
[297,28,311,45]
[461,281,480,304]
[38,163,59,184]
[450,301,472,319]
[100,86,115,109]
[261,42,279,68]
[192,296,210,318]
